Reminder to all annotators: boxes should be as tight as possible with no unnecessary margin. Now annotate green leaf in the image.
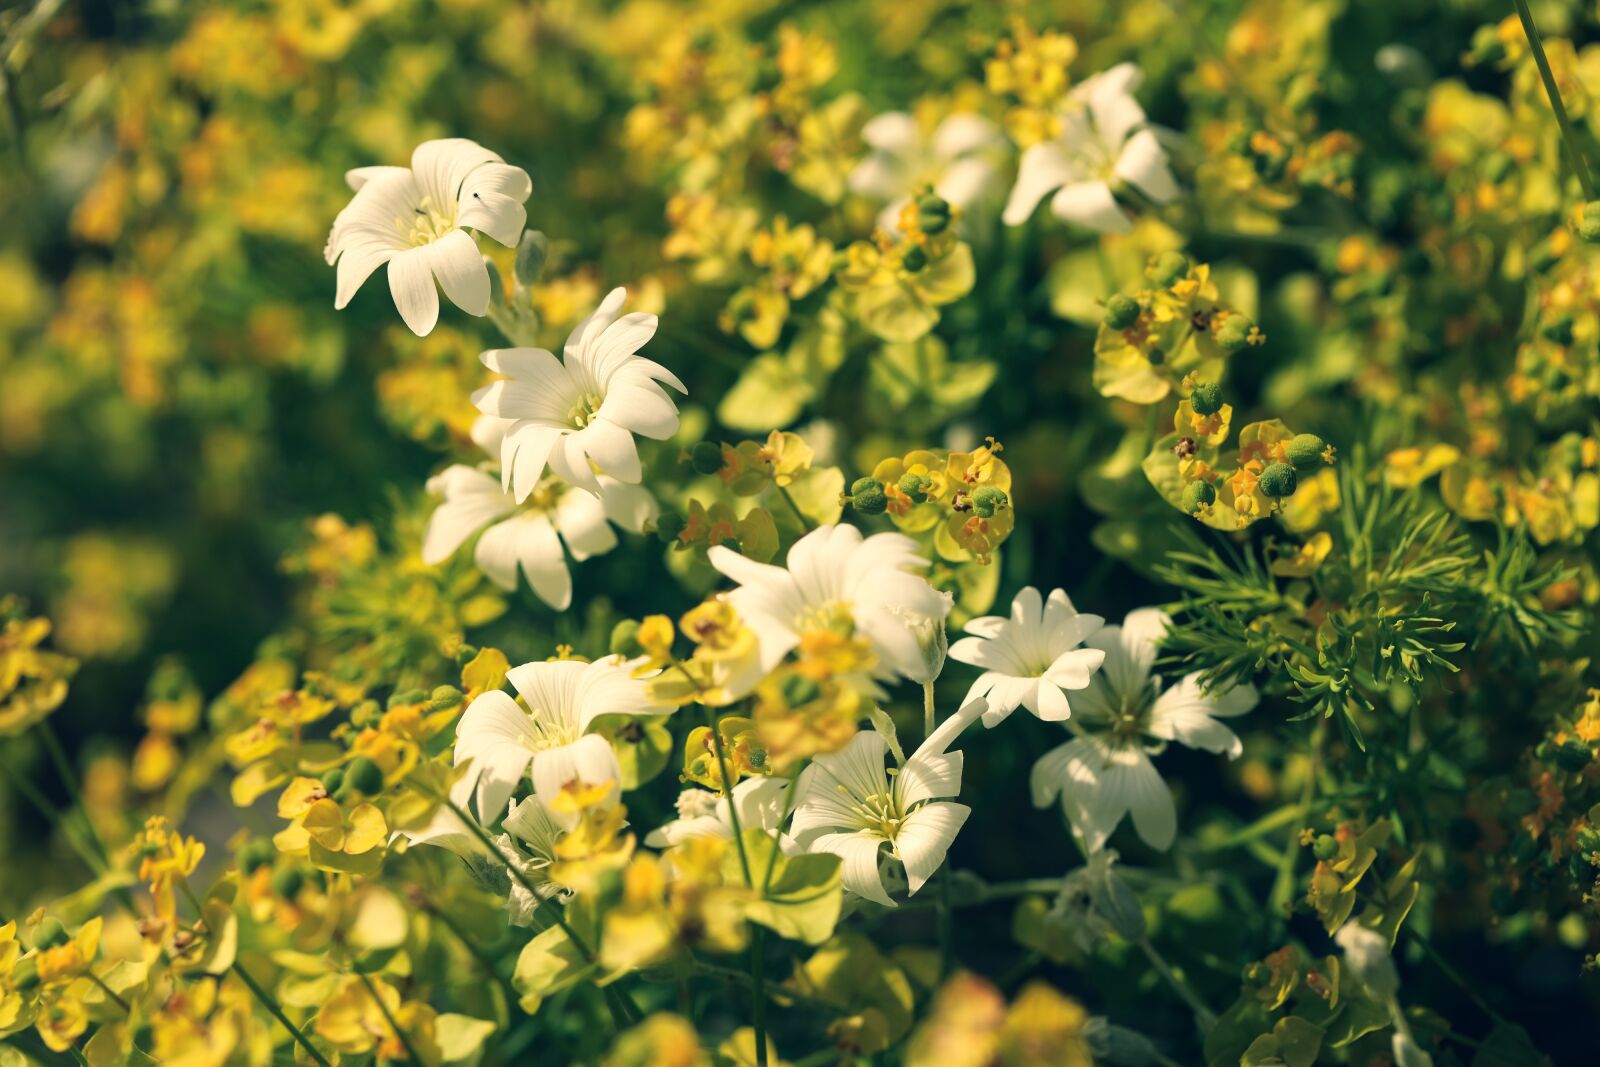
[512,923,594,1014]
[1471,1022,1547,1067]
[436,1013,498,1065]
[719,354,812,432]
[734,829,843,945]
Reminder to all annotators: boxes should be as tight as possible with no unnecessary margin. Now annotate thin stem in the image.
[38,720,113,868]
[1512,0,1596,199]
[1138,936,1216,1033]
[353,965,426,1065]
[702,703,765,1065]
[422,896,521,1008]
[922,681,936,738]
[88,972,130,1014]
[775,484,813,532]
[1269,719,1324,928]
[231,956,334,1067]
[1407,928,1505,1024]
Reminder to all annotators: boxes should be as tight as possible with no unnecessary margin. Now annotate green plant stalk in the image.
[776,484,814,532]
[1512,0,1596,199]
[353,963,426,1065]
[703,703,767,1067]
[1137,936,1216,1033]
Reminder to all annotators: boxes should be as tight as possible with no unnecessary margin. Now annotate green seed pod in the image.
[1257,462,1298,499]
[429,685,463,712]
[654,510,686,545]
[779,673,821,707]
[610,619,643,658]
[350,699,381,728]
[1213,314,1253,352]
[271,866,306,901]
[346,756,385,796]
[454,644,481,667]
[689,440,724,475]
[971,485,1008,517]
[32,916,68,950]
[1579,201,1600,243]
[1312,834,1339,861]
[1182,480,1217,513]
[1104,293,1140,330]
[320,768,346,795]
[1285,433,1328,471]
[897,472,930,502]
[1147,251,1189,288]
[1145,345,1166,366]
[901,244,929,272]
[850,476,888,515]
[916,193,952,235]
[388,688,427,709]
[1189,381,1224,416]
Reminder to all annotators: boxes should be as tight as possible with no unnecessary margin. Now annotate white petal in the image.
[895,802,969,895]
[596,478,658,534]
[454,690,537,819]
[577,419,642,483]
[860,112,920,154]
[1114,128,1180,204]
[422,466,513,564]
[810,832,894,907]
[387,246,440,336]
[1030,740,1076,809]
[427,229,491,317]
[1049,180,1130,233]
[1003,142,1077,225]
[530,735,622,829]
[553,487,618,561]
[932,113,1003,159]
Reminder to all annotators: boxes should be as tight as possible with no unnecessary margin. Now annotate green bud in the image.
[1576,826,1600,853]
[1181,480,1217,513]
[1189,381,1224,416]
[429,685,463,712]
[1213,314,1253,352]
[239,838,276,875]
[654,510,686,545]
[688,440,725,475]
[1257,462,1298,499]
[850,476,888,516]
[1145,345,1165,366]
[611,619,643,658]
[1147,251,1189,288]
[1286,433,1328,471]
[513,230,550,288]
[346,756,385,796]
[1467,25,1506,68]
[321,768,346,795]
[350,699,380,728]
[1312,834,1339,861]
[778,673,822,707]
[333,785,357,806]
[271,866,305,901]
[454,644,480,667]
[1556,740,1593,773]
[916,194,952,235]
[32,917,68,950]
[1579,202,1600,243]
[896,472,930,502]
[971,485,1008,517]
[1104,293,1140,330]
[388,688,427,709]
[901,244,929,272]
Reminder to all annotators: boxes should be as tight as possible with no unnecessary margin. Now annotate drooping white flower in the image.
[1031,608,1256,852]
[452,655,671,829]
[707,524,953,686]
[501,794,571,924]
[325,138,531,336]
[849,111,1007,233]
[1002,63,1179,233]
[422,416,657,610]
[789,698,987,907]
[949,586,1106,727]
[471,287,685,500]
[645,776,793,850]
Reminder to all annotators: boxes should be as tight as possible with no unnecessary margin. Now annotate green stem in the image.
[88,972,129,1014]
[353,964,426,1065]
[38,719,112,868]
[775,484,813,532]
[702,703,766,1066]
[1269,719,1324,928]
[1512,0,1596,199]
[1138,936,1216,1033]
[423,896,521,1009]
[922,681,936,739]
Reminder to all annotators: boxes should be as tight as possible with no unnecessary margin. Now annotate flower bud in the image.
[1145,345,1166,366]
[916,194,952,235]
[1335,922,1398,998]
[1147,251,1188,288]
[1182,481,1217,513]
[778,673,821,707]
[897,472,930,502]
[900,243,929,272]
[1286,433,1328,471]
[1213,314,1254,352]
[1466,24,1506,67]
[654,509,686,545]
[239,838,276,875]
[1556,740,1592,773]
[430,685,464,711]
[1104,293,1140,329]
[1578,202,1600,243]
[971,485,1008,517]
[321,768,346,794]
[1087,862,1146,942]
[1189,381,1224,415]
[350,699,380,728]
[454,644,480,667]
[346,756,385,796]
[849,476,888,515]
[388,688,427,709]
[32,916,68,950]
[271,866,306,900]
[688,440,725,475]
[1313,833,1339,860]
[610,619,643,658]
[1258,462,1298,499]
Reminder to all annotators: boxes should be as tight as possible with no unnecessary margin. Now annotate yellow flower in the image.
[0,601,78,737]
[1384,444,1461,488]
[1271,532,1334,577]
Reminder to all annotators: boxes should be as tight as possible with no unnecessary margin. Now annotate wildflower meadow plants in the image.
[6,1,1600,1065]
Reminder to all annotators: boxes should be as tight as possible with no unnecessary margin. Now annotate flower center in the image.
[797,601,856,638]
[1111,682,1158,741]
[566,392,603,428]
[523,712,581,752]
[841,785,906,840]
[398,195,457,247]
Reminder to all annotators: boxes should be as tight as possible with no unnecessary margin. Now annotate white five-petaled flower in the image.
[471,287,685,500]
[452,655,671,829]
[325,138,531,336]
[644,777,793,850]
[423,416,657,610]
[849,111,1008,233]
[1031,608,1257,852]
[1002,63,1179,233]
[790,698,987,907]
[949,586,1106,728]
[707,524,953,686]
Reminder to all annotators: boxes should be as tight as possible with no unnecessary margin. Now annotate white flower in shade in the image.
[471,287,685,500]
[849,111,1007,232]
[789,698,987,907]
[1031,608,1256,852]
[707,524,953,686]
[645,776,793,850]
[949,586,1106,728]
[1002,63,1179,233]
[501,794,570,924]
[452,656,671,829]
[423,416,657,610]
[325,138,531,336]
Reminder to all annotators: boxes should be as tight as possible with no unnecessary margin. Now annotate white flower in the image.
[325,138,531,336]
[1335,922,1399,999]
[423,416,657,610]
[707,524,953,685]
[1002,63,1179,233]
[849,111,1007,233]
[949,586,1106,727]
[645,776,792,850]
[501,794,570,924]
[790,698,987,907]
[1031,608,1256,852]
[471,287,685,500]
[452,655,671,829]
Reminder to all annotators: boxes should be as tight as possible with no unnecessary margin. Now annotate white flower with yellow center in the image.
[949,586,1105,727]
[325,138,531,336]
[707,524,953,686]
[472,287,685,500]
[1002,63,1179,233]
[645,777,793,850]
[452,656,670,829]
[789,698,986,907]
[849,111,1007,233]
[1031,608,1256,852]
[423,416,657,610]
